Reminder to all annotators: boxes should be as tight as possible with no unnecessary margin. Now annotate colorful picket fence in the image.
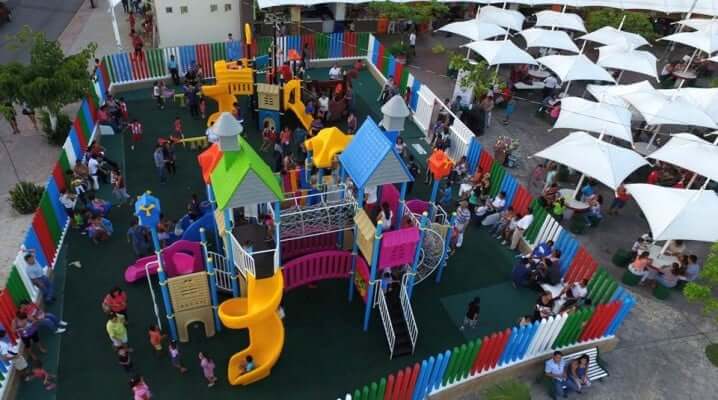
[339,35,637,400]
[102,32,371,86]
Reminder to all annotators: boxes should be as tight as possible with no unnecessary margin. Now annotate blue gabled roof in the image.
[339,118,413,189]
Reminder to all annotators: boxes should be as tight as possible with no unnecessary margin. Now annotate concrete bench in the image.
[563,347,609,382]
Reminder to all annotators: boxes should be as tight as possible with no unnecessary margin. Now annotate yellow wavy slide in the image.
[283,79,314,132]
[218,272,285,385]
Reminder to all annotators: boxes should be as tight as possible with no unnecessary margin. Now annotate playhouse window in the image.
[165,6,173,13]
[210,4,218,12]
[180,6,189,14]
[224,3,232,11]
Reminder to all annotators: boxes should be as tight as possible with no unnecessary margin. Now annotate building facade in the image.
[154,0,242,47]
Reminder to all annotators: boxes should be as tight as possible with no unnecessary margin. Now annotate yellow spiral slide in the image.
[218,272,285,385]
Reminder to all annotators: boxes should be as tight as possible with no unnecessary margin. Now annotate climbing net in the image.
[277,185,357,241]
[402,203,448,284]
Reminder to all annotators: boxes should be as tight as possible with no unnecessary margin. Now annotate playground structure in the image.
[201,59,255,126]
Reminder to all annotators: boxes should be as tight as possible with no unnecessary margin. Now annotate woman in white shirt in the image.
[377,202,393,230]
[317,93,330,120]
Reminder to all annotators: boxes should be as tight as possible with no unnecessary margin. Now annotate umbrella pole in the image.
[562,80,572,96]
[616,70,625,84]
[660,240,671,255]
[647,125,661,148]
[689,136,718,189]
[618,15,626,31]
[572,174,586,200]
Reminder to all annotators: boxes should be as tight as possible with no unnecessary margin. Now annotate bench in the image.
[541,347,609,396]
[515,81,545,90]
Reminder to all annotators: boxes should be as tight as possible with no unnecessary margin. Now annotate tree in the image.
[684,242,718,319]
[0,26,96,138]
[369,0,449,24]
[585,10,657,42]
[448,52,504,100]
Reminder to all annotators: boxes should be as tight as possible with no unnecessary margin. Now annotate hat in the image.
[640,233,653,242]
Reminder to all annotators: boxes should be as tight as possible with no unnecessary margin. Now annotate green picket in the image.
[591,277,611,305]
[443,346,460,384]
[488,162,504,197]
[316,33,329,59]
[258,37,273,57]
[461,339,480,379]
[566,307,594,346]
[525,206,547,243]
[149,48,165,77]
[376,377,386,400]
[103,55,116,83]
[361,385,369,400]
[455,342,473,381]
[357,32,369,56]
[382,56,392,78]
[7,266,31,304]
[586,268,605,295]
[59,150,72,172]
[39,194,61,243]
[368,381,379,400]
[450,345,466,383]
[210,42,226,63]
[552,312,577,349]
[598,281,618,304]
[353,388,362,399]
[400,67,410,91]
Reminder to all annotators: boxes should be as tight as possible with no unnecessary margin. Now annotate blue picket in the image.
[387,56,396,79]
[555,230,579,276]
[111,53,132,82]
[517,322,539,359]
[24,227,49,268]
[410,78,421,111]
[46,177,69,229]
[499,327,518,365]
[226,40,243,60]
[68,128,82,160]
[81,101,95,132]
[501,175,518,207]
[371,39,380,65]
[606,294,635,335]
[180,45,197,73]
[412,359,432,400]
[430,351,452,392]
[467,137,482,175]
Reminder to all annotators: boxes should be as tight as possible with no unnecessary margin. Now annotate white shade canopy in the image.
[537,54,615,83]
[578,26,650,49]
[533,131,648,190]
[625,183,718,242]
[519,28,580,53]
[709,55,718,63]
[463,40,537,66]
[658,88,718,124]
[647,133,718,183]
[597,45,658,80]
[675,18,718,32]
[552,97,633,142]
[534,10,586,33]
[478,5,525,32]
[621,91,718,129]
[659,28,718,54]
[587,80,655,108]
[436,20,508,41]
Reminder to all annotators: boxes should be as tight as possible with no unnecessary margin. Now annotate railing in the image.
[377,286,396,359]
[400,274,418,355]
[208,251,233,292]
[229,232,256,278]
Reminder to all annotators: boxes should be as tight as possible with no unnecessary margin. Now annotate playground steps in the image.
[386,286,413,358]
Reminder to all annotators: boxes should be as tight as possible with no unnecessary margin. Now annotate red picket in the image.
[53,162,67,192]
[302,34,316,59]
[196,44,213,77]
[86,93,98,120]
[512,185,532,215]
[403,363,421,400]
[391,369,405,400]
[579,304,603,341]
[0,291,18,343]
[73,118,89,150]
[393,62,404,87]
[478,150,494,174]
[397,366,412,399]
[582,302,621,341]
[565,247,588,283]
[130,52,148,81]
[384,373,395,400]
[472,334,495,373]
[487,329,511,370]
[32,212,56,265]
[376,44,386,74]
[343,31,356,57]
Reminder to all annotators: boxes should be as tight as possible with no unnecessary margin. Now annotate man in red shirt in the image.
[131,29,144,59]
[280,61,292,84]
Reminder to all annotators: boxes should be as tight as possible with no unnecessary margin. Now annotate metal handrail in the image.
[377,287,396,359]
[400,273,418,354]
[229,232,256,278]
[208,251,232,292]
[144,261,163,330]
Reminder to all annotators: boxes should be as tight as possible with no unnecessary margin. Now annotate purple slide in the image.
[124,240,205,283]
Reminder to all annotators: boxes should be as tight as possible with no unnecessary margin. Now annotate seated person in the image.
[645,262,682,288]
[87,194,112,217]
[530,240,554,261]
[583,195,603,226]
[88,215,113,244]
[559,279,589,311]
[533,291,556,321]
[664,240,686,256]
[683,255,701,282]
[239,355,255,374]
[490,206,515,237]
[512,257,532,288]
[542,183,560,205]
[497,213,518,243]
[475,191,507,217]
[631,233,653,259]
[541,259,562,286]
[547,249,561,266]
[628,251,653,282]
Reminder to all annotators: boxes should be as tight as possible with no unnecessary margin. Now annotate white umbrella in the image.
[519,28,580,53]
[658,88,718,124]
[552,97,633,143]
[709,55,718,63]
[674,18,718,32]
[478,5,525,32]
[597,45,658,81]
[659,27,718,54]
[463,40,537,66]
[436,20,508,41]
[621,91,717,129]
[534,10,586,33]
[533,131,648,191]
[625,184,718,242]
[537,54,615,85]
[587,80,656,108]
[647,133,718,185]
[578,26,650,49]
[576,0,683,13]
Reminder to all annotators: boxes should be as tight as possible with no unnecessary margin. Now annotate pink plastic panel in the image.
[379,227,420,269]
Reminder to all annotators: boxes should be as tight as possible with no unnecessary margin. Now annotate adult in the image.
[560,279,589,311]
[509,211,534,250]
[167,55,180,85]
[608,184,630,216]
[491,206,515,239]
[408,30,417,56]
[0,330,30,381]
[153,144,167,183]
[454,201,472,249]
[103,287,129,320]
[130,374,152,400]
[684,255,701,282]
[19,300,67,334]
[12,311,47,359]
[646,262,682,288]
[3,103,20,134]
[543,260,561,286]
[534,291,555,321]
[665,240,686,256]
[23,253,55,304]
[545,351,572,399]
[459,297,480,331]
[512,257,532,288]
[531,240,554,260]
[475,191,506,218]
[542,183,560,205]
[328,63,343,80]
[542,74,559,98]
[628,251,653,282]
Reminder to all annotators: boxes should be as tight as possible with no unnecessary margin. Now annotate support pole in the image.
[408,212,429,299]
[395,182,408,230]
[152,227,178,341]
[572,174,586,200]
[206,184,221,250]
[224,208,240,297]
[363,221,384,331]
[428,178,441,221]
[273,201,282,271]
[201,228,222,332]
[348,190,365,302]
[436,213,456,283]
[337,165,346,249]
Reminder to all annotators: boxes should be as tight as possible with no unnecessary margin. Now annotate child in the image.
[117,347,133,372]
[260,121,273,152]
[172,116,183,142]
[240,355,255,374]
[263,214,275,243]
[279,126,292,155]
[243,240,254,255]
[459,297,480,331]
[30,360,56,390]
[129,119,142,150]
[439,185,452,209]
[199,96,207,119]
[503,98,516,125]
[152,82,164,109]
[118,97,129,121]
[168,341,188,373]
[111,169,130,205]
[198,352,218,387]
[148,325,165,354]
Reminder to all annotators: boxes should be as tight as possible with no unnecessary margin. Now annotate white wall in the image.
[154,0,242,47]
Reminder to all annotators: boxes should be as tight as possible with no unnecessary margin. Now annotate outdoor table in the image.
[558,188,590,211]
[633,141,658,156]
[648,244,679,268]
[528,69,550,80]
[672,70,697,88]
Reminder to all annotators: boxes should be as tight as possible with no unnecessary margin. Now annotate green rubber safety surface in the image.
[20,68,534,399]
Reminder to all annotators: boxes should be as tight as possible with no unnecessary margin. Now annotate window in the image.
[165,6,173,13]
[180,6,189,14]
[210,4,218,12]
[224,3,232,11]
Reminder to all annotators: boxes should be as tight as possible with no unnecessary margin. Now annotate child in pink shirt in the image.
[198,352,217,387]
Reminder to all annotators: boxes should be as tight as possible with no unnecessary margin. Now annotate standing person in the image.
[2,103,20,134]
[59,189,77,224]
[152,82,164,110]
[111,169,131,205]
[453,201,472,250]
[21,105,38,130]
[121,0,130,13]
[167,55,180,85]
[131,30,144,59]
[279,126,292,155]
[130,375,152,400]
[459,297,480,331]
[128,119,142,150]
[87,154,101,190]
[117,347,133,372]
[542,74,559,98]
[408,30,417,57]
[608,184,630,216]
[172,116,184,142]
[162,142,176,176]
[346,112,358,134]
[153,144,167,183]
[187,86,199,118]
[503,97,516,125]
[103,287,129,320]
[23,253,55,304]
[529,163,546,195]
[543,163,558,191]
[198,352,218,387]
[168,341,188,373]
[545,351,572,399]
[407,155,420,194]
[127,216,151,258]
[106,312,130,351]
[148,325,166,354]
[480,95,494,128]
[199,96,207,119]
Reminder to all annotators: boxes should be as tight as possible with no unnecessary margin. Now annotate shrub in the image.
[586,10,656,42]
[431,44,446,54]
[483,379,531,400]
[9,181,44,214]
[39,111,72,146]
